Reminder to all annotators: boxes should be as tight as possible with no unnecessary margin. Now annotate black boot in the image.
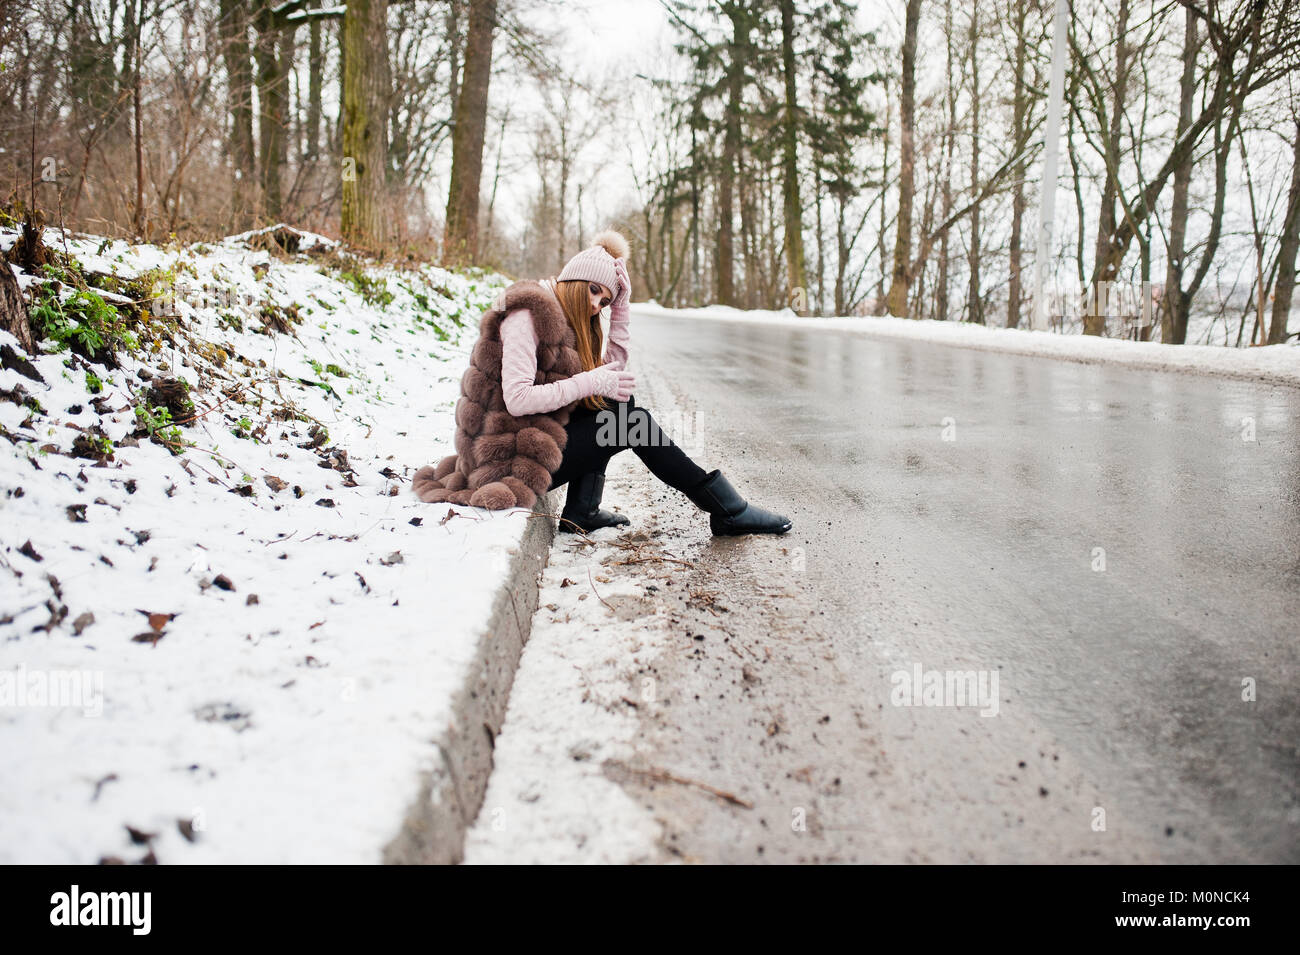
[558,471,632,534]
[684,469,793,536]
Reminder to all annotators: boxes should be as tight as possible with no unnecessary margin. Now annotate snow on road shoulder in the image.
[462,494,667,865]
[634,303,1300,388]
[0,225,529,863]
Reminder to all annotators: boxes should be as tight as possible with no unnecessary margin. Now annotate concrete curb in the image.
[382,489,560,864]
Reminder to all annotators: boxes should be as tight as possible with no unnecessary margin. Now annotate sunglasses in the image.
[589,282,612,309]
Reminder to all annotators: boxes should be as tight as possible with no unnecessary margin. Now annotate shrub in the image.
[338,269,394,307]
[134,404,186,454]
[29,263,140,367]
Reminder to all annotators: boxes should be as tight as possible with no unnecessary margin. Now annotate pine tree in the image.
[804,0,881,317]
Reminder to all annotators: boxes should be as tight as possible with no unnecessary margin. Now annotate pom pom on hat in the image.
[557,229,629,298]
[589,229,630,261]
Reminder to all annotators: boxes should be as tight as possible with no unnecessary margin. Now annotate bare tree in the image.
[966,5,983,324]
[1269,118,1300,344]
[1086,0,1297,323]
[443,0,497,266]
[778,0,806,309]
[340,0,390,244]
[885,0,922,317]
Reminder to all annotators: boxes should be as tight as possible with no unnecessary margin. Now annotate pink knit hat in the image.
[557,230,630,299]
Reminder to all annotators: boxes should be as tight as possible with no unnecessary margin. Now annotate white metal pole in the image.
[1031,0,1070,332]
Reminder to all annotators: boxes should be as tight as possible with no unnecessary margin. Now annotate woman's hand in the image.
[612,258,631,309]
[587,367,636,402]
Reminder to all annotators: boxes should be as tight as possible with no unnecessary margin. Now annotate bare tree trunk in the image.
[0,256,35,356]
[814,163,825,314]
[874,85,891,309]
[1161,6,1198,344]
[335,12,346,155]
[1157,28,1249,347]
[717,8,750,307]
[447,0,462,111]
[1137,221,1152,340]
[277,24,296,202]
[885,0,921,317]
[443,0,496,266]
[937,0,954,322]
[1269,120,1300,345]
[1085,0,1129,337]
[1067,80,1087,288]
[341,0,390,245]
[779,0,806,311]
[689,115,701,305]
[576,182,584,260]
[253,2,295,223]
[766,158,781,307]
[836,190,848,315]
[307,1,323,159]
[132,0,145,238]
[741,152,761,308]
[1239,133,1269,346]
[966,7,982,324]
[483,99,511,247]
[1006,0,1028,328]
[556,102,569,261]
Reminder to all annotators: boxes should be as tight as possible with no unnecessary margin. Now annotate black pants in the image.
[548,394,710,494]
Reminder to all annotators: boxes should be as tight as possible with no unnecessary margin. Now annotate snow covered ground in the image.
[460,509,666,865]
[635,303,1300,389]
[0,225,534,863]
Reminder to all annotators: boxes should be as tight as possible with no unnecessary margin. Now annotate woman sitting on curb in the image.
[412,229,791,537]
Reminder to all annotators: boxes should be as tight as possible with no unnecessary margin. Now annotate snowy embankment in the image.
[635,303,1300,389]
[0,224,524,863]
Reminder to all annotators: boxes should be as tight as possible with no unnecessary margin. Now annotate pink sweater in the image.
[499,278,630,416]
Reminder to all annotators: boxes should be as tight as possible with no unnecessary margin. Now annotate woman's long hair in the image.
[550,277,609,412]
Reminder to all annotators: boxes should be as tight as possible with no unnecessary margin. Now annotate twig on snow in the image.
[587,566,615,612]
[611,760,753,809]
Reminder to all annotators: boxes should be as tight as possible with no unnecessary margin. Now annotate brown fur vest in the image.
[411,279,590,510]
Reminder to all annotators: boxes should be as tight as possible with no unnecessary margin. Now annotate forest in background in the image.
[1,0,1297,345]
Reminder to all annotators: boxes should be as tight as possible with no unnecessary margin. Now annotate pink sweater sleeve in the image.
[499,309,593,416]
[602,299,631,371]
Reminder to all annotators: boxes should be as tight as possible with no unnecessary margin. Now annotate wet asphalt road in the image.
[611,311,1300,862]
